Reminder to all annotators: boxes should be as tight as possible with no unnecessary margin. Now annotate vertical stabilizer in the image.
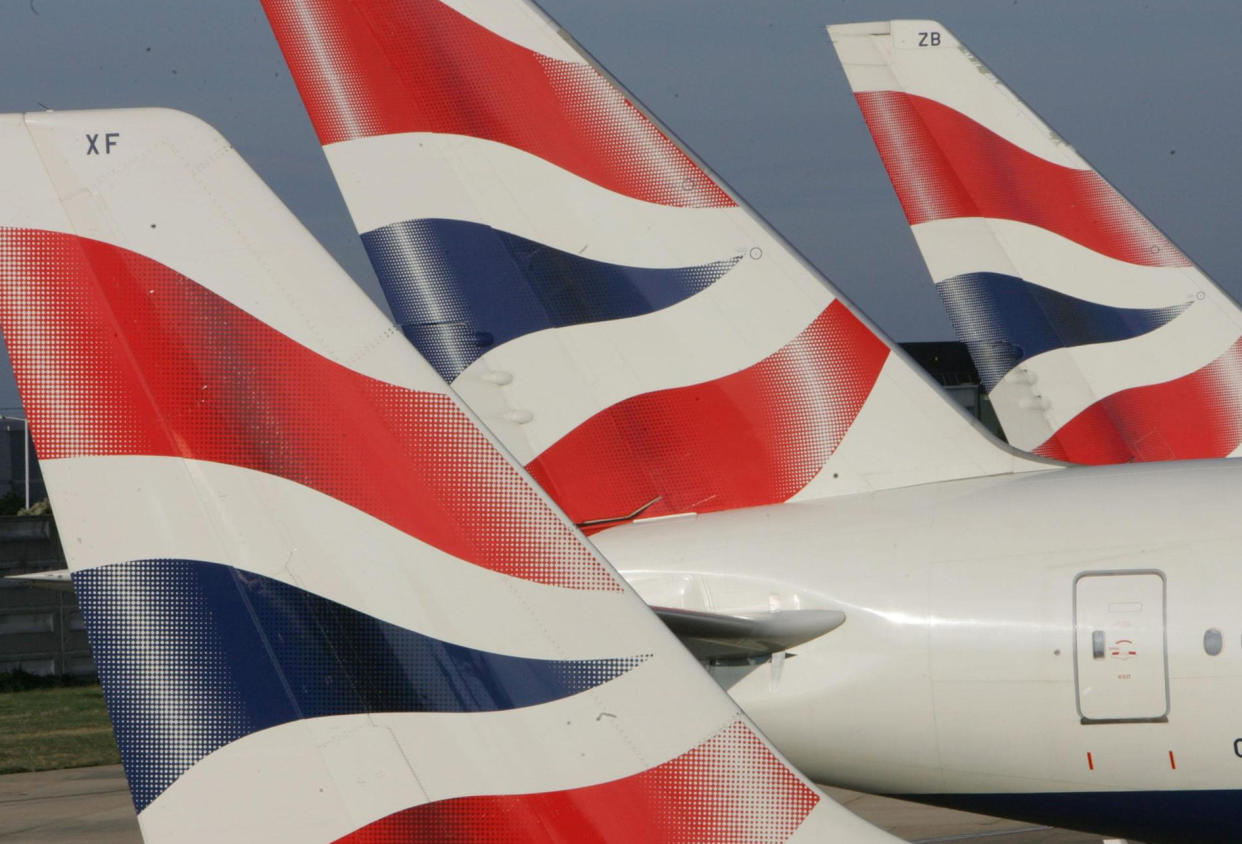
[0,108,897,842]
[260,0,1047,531]
[830,20,1242,463]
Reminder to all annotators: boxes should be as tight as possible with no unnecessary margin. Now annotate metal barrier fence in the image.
[0,516,88,677]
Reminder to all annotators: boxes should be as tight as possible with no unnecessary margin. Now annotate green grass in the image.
[0,683,119,774]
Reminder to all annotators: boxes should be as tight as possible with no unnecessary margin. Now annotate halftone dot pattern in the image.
[537,56,729,209]
[74,561,258,812]
[855,91,1191,269]
[0,228,617,590]
[336,720,819,843]
[74,559,647,811]
[0,230,157,456]
[267,0,394,142]
[1032,335,1242,464]
[937,271,1192,392]
[260,0,735,208]
[854,90,1242,467]
[363,217,739,381]
[527,301,889,527]
[365,220,481,384]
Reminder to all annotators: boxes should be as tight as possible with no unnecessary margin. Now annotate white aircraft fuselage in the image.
[601,458,1242,842]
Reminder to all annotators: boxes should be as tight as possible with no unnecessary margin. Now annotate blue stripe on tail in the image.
[75,560,647,811]
[937,272,1190,391]
[363,218,740,381]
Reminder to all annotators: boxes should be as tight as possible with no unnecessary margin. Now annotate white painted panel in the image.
[1075,571,1168,722]
[16,109,436,393]
[326,132,750,267]
[138,656,736,843]
[42,456,643,659]
[916,218,1208,310]
[795,355,1050,500]
[436,0,582,62]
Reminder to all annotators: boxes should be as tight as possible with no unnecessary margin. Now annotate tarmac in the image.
[0,765,1125,843]
[0,766,136,843]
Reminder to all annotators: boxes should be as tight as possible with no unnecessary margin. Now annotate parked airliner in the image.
[258,3,1242,840]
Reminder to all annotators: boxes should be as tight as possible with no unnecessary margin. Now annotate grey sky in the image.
[0,0,1237,412]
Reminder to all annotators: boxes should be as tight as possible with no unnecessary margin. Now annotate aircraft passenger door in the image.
[1074,571,1168,723]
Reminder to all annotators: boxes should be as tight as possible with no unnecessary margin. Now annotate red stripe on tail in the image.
[261,0,733,209]
[527,301,888,528]
[0,228,616,591]
[1034,336,1242,463]
[855,91,1189,269]
[337,720,818,843]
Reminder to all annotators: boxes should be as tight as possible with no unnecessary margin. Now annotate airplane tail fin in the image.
[259,0,1045,531]
[0,109,895,841]
[830,20,1242,463]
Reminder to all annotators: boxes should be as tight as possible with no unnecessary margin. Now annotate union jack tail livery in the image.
[830,20,1242,464]
[0,109,898,842]
[260,0,1044,531]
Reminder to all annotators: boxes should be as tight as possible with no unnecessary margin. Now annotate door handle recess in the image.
[1092,630,1105,660]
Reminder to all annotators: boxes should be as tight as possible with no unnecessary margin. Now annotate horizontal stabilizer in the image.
[655,606,846,662]
[4,570,72,591]
[7,571,846,661]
